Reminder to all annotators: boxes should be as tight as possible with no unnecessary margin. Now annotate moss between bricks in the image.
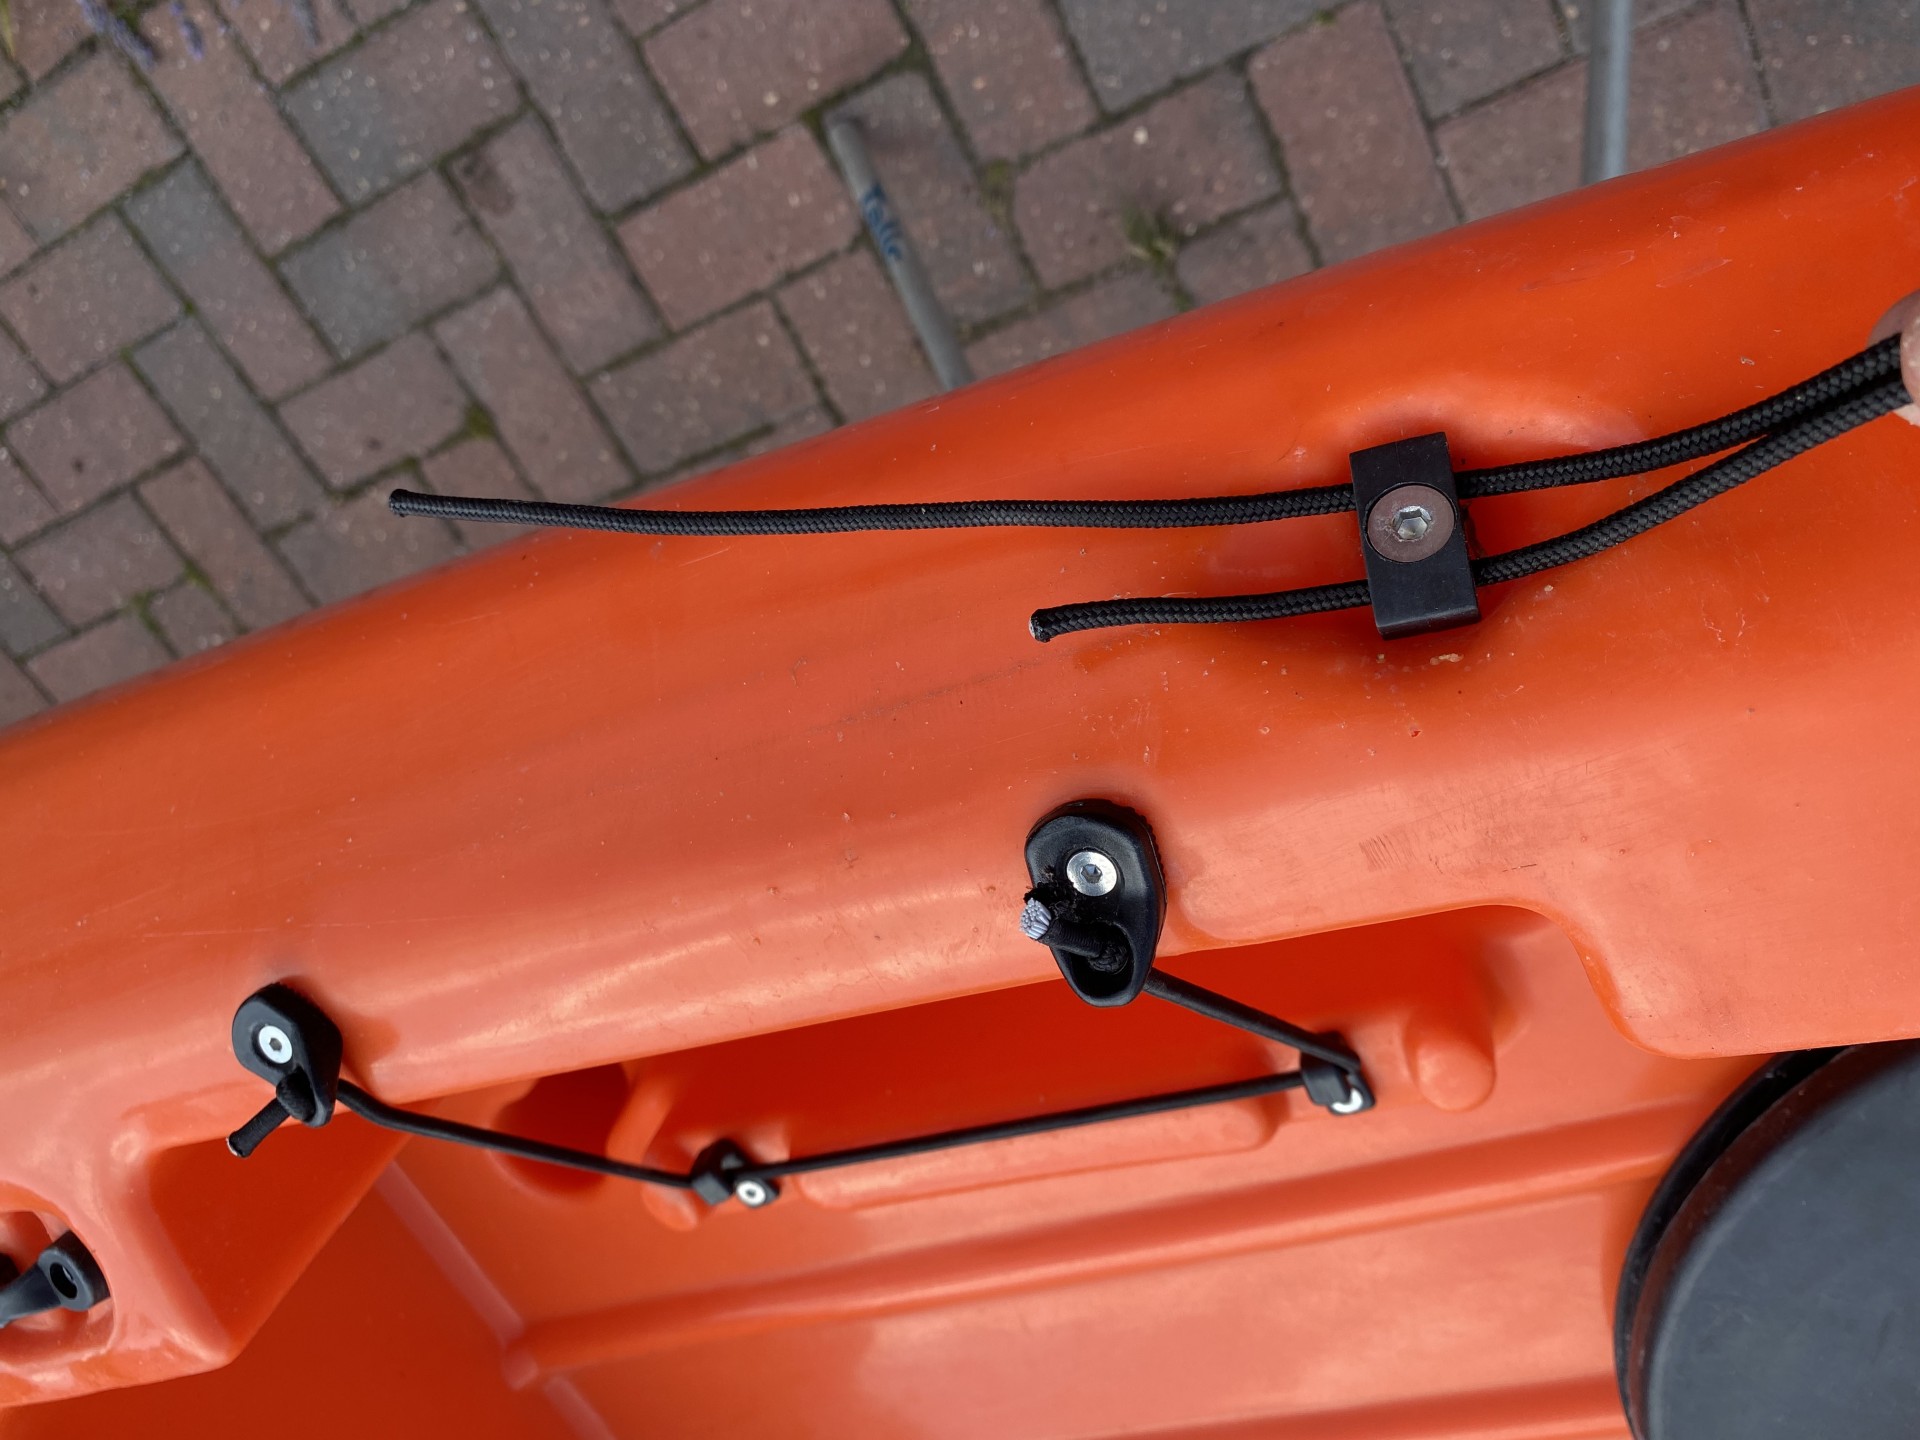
[462,403,497,442]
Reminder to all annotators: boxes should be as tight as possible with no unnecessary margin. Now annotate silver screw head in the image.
[255,1024,294,1066]
[1365,483,1455,564]
[1066,849,1119,897]
[1389,504,1433,542]
[734,1178,773,1208]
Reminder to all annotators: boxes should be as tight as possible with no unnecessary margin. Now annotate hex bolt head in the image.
[1065,849,1119,897]
[1390,504,1433,542]
[255,1024,294,1066]
[734,1177,775,1208]
[1365,483,1455,564]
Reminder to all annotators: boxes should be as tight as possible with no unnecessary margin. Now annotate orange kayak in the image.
[1,85,1918,1440]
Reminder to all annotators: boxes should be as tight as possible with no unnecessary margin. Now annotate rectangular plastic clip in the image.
[1349,432,1480,639]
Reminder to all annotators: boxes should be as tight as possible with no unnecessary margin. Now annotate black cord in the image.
[1471,377,1905,585]
[391,337,1901,536]
[336,1080,697,1189]
[1030,377,1909,641]
[388,338,1910,641]
[1455,334,1901,498]
[741,1070,1303,1182]
[333,1072,1303,1192]
[387,483,1357,535]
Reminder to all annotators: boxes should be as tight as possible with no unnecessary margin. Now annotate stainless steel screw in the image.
[256,1024,293,1065]
[1365,483,1454,564]
[1389,504,1433,542]
[1066,850,1118,897]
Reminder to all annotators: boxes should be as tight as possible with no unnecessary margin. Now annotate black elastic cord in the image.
[1470,377,1906,585]
[1029,581,1371,643]
[1142,971,1361,1073]
[390,337,1902,540]
[336,1080,696,1189]
[387,483,1356,535]
[1031,377,1909,641]
[1455,334,1901,497]
[740,1070,1303,1182]
[334,1070,1304,1192]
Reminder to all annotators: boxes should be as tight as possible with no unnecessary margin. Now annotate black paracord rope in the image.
[389,337,1903,537]
[1028,377,1909,641]
[388,482,1357,533]
[1472,377,1905,584]
[1455,333,1901,497]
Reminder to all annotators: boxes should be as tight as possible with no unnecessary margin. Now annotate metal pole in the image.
[1582,0,1633,183]
[826,118,974,391]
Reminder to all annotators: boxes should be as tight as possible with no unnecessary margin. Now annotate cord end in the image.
[388,488,430,516]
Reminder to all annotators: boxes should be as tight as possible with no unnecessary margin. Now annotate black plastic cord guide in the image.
[0,1235,109,1329]
[388,337,1909,642]
[226,804,1370,1208]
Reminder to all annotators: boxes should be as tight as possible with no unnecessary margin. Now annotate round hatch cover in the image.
[1617,1041,1920,1439]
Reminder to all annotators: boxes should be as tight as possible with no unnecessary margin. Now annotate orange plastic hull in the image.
[2,87,1919,1438]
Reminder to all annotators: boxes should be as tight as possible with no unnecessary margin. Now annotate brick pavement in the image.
[0,0,1913,726]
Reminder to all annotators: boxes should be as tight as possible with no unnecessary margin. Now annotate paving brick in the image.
[280,172,500,359]
[778,249,937,422]
[17,495,184,626]
[0,331,48,423]
[610,0,690,33]
[419,437,538,545]
[27,612,171,702]
[1250,3,1455,264]
[1440,8,1768,219]
[435,288,629,501]
[1383,0,1565,117]
[830,73,1031,326]
[139,457,310,627]
[1014,72,1281,289]
[1630,6,1768,166]
[134,322,325,529]
[344,0,408,23]
[216,0,357,86]
[1436,59,1582,220]
[966,269,1176,378]
[6,365,185,513]
[142,0,342,253]
[1748,0,1920,121]
[9,0,91,80]
[652,402,837,487]
[276,487,463,603]
[0,205,35,280]
[0,54,186,243]
[0,448,57,545]
[1555,0,1719,51]
[281,334,469,488]
[1058,0,1319,109]
[125,165,333,402]
[451,118,659,374]
[590,301,816,473]
[0,59,18,105]
[0,216,181,385]
[646,0,908,159]
[0,554,66,657]
[476,0,692,212]
[1174,201,1314,305]
[288,0,517,202]
[0,654,47,729]
[905,0,1096,162]
[150,581,237,655]
[617,128,857,329]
